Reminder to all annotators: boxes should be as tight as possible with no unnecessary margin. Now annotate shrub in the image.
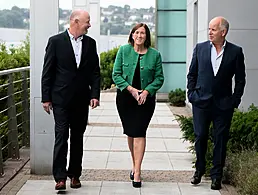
[176,115,195,143]
[100,47,119,90]
[176,104,258,177]
[168,88,186,107]
[225,151,258,195]
[176,114,213,174]
[228,104,258,153]
[151,33,155,48]
[0,34,30,71]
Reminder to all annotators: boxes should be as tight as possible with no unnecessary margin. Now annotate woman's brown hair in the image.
[128,23,151,48]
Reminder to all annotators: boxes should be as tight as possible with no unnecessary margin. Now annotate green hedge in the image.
[100,47,119,90]
[0,36,30,71]
[168,88,186,107]
[176,104,258,195]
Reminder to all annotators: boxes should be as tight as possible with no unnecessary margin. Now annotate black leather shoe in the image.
[191,171,203,185]
[132,181,142,188]
[211,179,222,190]
[130,171,134,180]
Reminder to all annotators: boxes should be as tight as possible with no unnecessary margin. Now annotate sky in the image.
[0,0,155,10]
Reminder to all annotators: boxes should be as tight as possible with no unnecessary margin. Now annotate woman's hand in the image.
[138,90,149,105]
[127,86,140,101]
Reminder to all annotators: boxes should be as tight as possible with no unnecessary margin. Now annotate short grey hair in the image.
[220,17,229,34]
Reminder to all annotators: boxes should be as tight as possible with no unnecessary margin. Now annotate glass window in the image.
[157,0,186,10]
[157,11,186,36]
[157,37,186,62]
[159,63,186,92]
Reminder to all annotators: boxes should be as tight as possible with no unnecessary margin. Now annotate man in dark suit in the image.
[41,10,100,190]
[187,16,246,190]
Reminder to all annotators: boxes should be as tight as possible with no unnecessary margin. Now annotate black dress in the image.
[116,54,156,138]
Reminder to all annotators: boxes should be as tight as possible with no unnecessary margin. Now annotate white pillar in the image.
[73,0,100,52]
[30,0,59,174]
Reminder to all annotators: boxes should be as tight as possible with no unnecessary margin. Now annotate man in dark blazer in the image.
[187,16,246,190]
[41,10,100,190]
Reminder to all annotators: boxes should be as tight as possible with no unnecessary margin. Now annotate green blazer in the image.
[112,44,164,96]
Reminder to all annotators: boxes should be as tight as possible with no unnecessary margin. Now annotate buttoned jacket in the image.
[112,44,164,96]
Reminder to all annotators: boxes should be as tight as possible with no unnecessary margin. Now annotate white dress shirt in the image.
[210,41,226,76]
[67,29,83,68]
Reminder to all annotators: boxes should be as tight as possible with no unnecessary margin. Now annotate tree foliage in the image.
[0,6,29,29]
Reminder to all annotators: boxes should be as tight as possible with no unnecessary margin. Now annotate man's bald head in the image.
[209,16,229,45]
[69,9,91,38]
[70,10,90,24]
[210,16,229,35]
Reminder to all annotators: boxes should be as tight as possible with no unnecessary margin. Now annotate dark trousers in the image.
[52,103,88,182]
[192,104,233,179]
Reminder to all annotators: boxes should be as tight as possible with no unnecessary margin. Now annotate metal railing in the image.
[0,67,30,177]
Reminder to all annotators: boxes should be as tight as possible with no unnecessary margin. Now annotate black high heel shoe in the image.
[132,181,142,188]
[130,171,134,180]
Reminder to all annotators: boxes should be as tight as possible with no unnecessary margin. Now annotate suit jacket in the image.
[187,41,246,110]
[112,44,164,96]
[41,31,100,107]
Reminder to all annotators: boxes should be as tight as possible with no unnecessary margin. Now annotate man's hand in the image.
[127,86,140,101]
[138,90,149,105]
[42,102,52,114]
[90,98,99,109]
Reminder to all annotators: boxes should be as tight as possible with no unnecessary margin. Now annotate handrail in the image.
[0,67,30,76]
[0,67,30,177]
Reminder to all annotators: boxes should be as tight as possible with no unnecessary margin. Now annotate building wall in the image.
[186,0,258,110]
[156,0,187,93]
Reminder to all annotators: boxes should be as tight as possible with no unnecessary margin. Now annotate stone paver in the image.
[15,180,221,195]
[1,92,234,195]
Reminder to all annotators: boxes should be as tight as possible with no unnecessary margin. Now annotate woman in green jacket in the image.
[112,23,164,188]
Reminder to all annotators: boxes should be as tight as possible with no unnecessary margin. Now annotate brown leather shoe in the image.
[70,177,81,188]
[55,180,66,190]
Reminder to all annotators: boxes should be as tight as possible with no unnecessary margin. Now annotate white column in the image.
[73,0,100,52]
[30,0,59,174]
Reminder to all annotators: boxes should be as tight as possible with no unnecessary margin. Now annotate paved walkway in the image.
[5,93,229,195]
